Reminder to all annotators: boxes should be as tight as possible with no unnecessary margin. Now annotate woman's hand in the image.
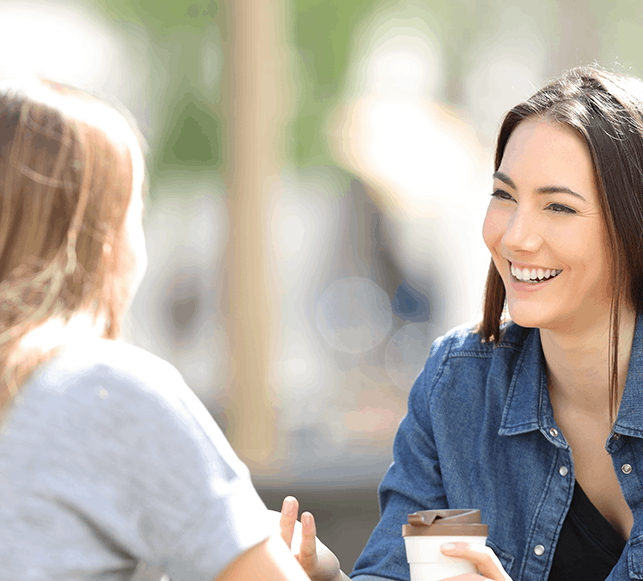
[439,542,512,581]
[278,496,346,581]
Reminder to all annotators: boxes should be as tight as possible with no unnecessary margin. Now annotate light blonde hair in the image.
[0,78,145,415]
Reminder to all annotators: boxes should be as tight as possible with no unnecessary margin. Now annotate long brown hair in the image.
[480,65,643,419]
[0,78,145,414]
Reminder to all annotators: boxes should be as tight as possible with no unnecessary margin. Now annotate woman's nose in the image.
[502,208,542,253]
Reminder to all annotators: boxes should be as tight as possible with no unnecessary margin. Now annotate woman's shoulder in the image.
[431,320,535,361]
[15,339,200,433]
[410,321,539,418]
[7,338,234,483]
[417,321,538,395]
[2,342,266,581]
[32,339,183,398]
[44,338,178,380]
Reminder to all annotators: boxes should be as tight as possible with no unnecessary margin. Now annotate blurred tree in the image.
[90,0,639,176]
[91,0,504,173]
[220,0,293,466]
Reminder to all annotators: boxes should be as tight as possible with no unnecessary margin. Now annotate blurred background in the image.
[4,0,640,572]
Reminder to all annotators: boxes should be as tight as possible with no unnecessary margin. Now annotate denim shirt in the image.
[352,319,643,581]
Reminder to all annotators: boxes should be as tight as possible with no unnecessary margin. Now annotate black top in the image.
[548,481,627,581]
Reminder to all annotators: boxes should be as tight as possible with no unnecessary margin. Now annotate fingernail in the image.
[441,543,456,551]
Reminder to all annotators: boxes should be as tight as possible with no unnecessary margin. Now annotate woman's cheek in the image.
[482,205,508,253]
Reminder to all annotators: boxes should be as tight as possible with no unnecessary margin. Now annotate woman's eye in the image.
[491,189,514,201]
[547,203,576,214]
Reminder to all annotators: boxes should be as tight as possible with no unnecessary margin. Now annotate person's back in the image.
[0,77,309,581]
[0,338,272,579]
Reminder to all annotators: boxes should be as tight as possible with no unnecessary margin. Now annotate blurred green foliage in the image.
[291,0,377,166]
[93,0,379,171]
[95,0,633,174]
[92,0,464,172]
[294,0,374,100]
[94,0,222,176]
[94,0,217,32]
[159,95,222,170]
[288,0,493,165]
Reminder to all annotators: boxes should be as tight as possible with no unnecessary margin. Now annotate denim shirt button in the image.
[549,428,559,437]
[622,463,633,474]
[534,544,545,556]
[559,466,569,476]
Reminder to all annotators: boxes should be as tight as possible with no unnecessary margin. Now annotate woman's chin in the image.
[505,304,553,330]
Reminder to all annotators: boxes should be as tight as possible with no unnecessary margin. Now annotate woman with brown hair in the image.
[282,65,643,581]
[0,79,310,581]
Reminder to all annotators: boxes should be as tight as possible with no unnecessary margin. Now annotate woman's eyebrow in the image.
[492,171,516,188]
[493,171,587,202]
[536,185,586,201]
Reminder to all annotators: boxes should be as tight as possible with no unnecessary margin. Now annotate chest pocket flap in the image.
[486,539,515,577]
[627,535,643,579]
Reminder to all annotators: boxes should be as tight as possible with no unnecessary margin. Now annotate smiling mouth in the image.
[510,262,562,284]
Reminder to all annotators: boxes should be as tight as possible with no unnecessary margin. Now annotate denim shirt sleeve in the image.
[351,335,452,581]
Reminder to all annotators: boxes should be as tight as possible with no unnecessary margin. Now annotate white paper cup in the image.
[404,534,488,581]
[402,509,488,581]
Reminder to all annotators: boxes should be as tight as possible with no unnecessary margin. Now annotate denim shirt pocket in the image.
[486,538,515,577]
[627,535,643,579]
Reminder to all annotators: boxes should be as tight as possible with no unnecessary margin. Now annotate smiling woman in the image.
[280,65,643,581]
[480,71,643,423]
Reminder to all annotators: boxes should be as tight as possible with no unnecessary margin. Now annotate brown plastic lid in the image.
[402,509,488,537]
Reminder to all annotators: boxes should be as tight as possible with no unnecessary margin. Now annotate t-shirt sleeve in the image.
[0,344,272,581]
[350,335,452,581]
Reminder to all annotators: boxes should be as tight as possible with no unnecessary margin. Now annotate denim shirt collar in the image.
[498,326,556,439]
[614,311,643,438]
[498,313,643,440]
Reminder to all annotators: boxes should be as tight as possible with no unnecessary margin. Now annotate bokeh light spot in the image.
[385,322,441,390]
[316,277,393,353]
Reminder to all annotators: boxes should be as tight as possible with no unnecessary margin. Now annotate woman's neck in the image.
[540,305,636,416]
[16,312,108,355]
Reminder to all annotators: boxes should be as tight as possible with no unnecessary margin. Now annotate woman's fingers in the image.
[298,511,318,569]
[441,542,512,581]
[279,496,299,548]
[277,507,342,581]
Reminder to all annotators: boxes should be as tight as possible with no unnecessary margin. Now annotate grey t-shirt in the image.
[0,339,271,581]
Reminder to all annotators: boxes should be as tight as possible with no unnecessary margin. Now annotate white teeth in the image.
[510,263,562,283]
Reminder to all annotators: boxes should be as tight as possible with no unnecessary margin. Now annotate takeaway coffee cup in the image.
[403,509,488,581]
